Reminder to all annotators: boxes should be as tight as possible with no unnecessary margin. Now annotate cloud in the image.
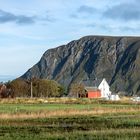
[70,5,98,19]
[0,10,16,23]
[87,23,113,32]
[86,22,140,34]
[119,26,140,32]
[16,15,35,25]
[0,9,35,25]
[103,3,140,21]
[40,12,56,22]
[70,14,79,19]
[77,5,97,14]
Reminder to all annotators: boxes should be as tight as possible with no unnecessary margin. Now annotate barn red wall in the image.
[87,91,101,98]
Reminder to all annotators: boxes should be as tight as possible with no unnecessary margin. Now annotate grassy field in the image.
[0,98,140,140]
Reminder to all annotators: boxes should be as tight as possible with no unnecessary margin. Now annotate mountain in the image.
[21,36,140,96]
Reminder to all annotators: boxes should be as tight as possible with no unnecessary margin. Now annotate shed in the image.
[85,87,101,98]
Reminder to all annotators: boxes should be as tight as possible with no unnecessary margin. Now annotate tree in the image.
[58,85,66,97]
[8,79,30,97]
[6,78,65,98]
[70,83,86,98]
[38,80,63,97]
[27,79,65,97]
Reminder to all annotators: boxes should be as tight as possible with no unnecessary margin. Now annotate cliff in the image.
[21,36,140,95]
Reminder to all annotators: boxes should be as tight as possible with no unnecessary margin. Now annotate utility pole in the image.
[31,81,33,98]
[28,74,34,98]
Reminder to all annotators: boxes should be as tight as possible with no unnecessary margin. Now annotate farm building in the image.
[85,87,101,98]
[0,84,13,98]
[98,78,111,98]
[110,94,120,101]
[0,84,7,98]
[83,78,112,99]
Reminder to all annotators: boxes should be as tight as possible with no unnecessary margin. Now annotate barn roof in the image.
[85,86,100,92]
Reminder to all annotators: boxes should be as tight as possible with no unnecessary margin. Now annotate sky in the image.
[0,0,140,81]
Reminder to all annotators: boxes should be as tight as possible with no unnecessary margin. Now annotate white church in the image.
[98,78,111,98]
[83,77,120,100]
[98,78,120,100]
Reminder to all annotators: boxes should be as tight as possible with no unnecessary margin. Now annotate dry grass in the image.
[0,107,139,120]
[0,98,139,120]
[0,97,137,104]
[0,99,139,140]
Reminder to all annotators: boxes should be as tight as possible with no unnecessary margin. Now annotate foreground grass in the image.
[0,128,140,140]
[0,114,140,140]
[0,98,139,139]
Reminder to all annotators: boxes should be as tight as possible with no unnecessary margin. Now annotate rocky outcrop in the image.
[21,36,140,95]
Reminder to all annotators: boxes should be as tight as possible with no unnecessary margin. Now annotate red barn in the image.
[85,87,101,98]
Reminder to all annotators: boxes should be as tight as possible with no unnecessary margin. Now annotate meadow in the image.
[0,98,140,140]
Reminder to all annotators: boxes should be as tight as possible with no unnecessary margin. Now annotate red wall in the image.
[87,90,101,98]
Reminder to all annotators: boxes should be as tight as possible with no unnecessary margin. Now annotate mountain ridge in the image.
[21,35,140,95]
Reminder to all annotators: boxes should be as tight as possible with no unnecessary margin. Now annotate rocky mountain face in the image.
[21,36,140,96]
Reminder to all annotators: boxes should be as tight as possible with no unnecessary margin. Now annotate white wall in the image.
[98,78,111,98]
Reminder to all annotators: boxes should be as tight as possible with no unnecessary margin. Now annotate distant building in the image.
[0,84,7,98]
[0,84,13,98]
[85,87,101,98]
[83,78,112,99]
[98,78,111,98]
[110,94,120,101]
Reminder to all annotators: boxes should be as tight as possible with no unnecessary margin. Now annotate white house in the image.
[98,78,111,98]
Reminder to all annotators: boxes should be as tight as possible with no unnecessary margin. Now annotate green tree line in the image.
[3,78,65,98]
